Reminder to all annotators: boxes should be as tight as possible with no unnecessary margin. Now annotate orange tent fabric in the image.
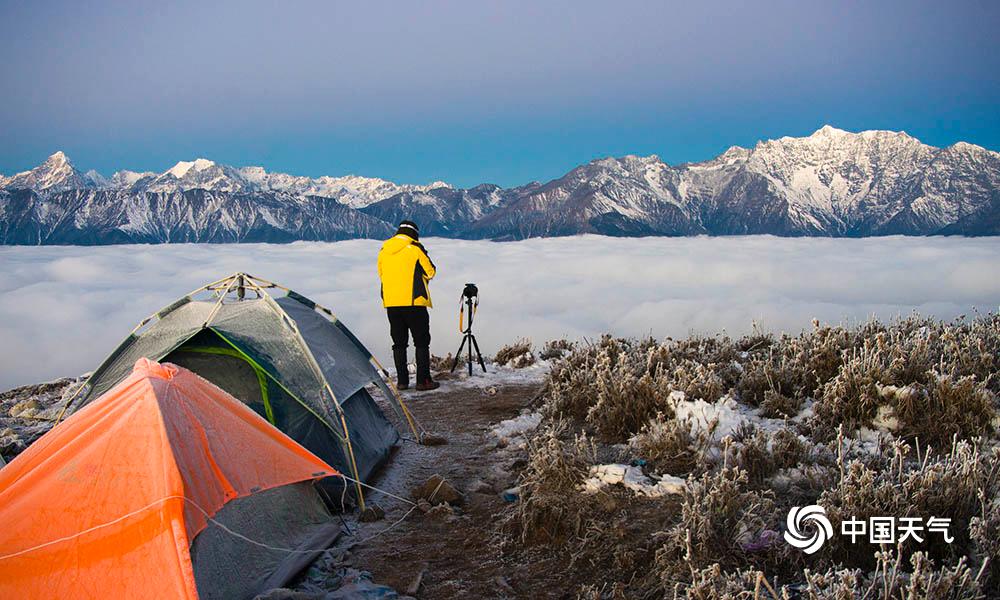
[0,358,338,599]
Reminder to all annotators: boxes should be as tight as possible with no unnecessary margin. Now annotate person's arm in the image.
[413,242,436,279]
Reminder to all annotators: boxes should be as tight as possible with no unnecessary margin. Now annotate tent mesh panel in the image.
[190,482,338,600]
[82,301,216,403]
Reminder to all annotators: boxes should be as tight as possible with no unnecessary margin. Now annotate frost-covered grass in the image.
[2,235,999,390]
[504,313,1000,598]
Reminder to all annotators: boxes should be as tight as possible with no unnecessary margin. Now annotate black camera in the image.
[452,283,486,374]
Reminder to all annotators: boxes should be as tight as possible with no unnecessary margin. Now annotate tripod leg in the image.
[470,334,487,373]
[467,333,473,376]
[450,336,468,373]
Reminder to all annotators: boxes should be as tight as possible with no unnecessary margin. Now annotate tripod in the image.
[451,283,487,375]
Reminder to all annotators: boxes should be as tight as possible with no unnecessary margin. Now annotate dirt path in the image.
[334,375,570,599]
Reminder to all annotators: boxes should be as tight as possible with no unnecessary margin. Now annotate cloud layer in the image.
[1,235,997,390]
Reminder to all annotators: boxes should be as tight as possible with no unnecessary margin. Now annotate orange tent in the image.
[0,359,341,600]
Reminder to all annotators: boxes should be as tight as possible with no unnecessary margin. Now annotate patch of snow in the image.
[670,392,773,441]
[793,400,815,423]
[491,411,541,444]
[580,463,686,497]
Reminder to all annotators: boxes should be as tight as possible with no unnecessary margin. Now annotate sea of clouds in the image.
[1,235,997,390]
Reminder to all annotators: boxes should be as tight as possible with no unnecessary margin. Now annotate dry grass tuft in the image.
[651,467,779,588]
[540,338,575,361]
[629,413,705,475]
[493,339,536,368]
[504,421,596,545]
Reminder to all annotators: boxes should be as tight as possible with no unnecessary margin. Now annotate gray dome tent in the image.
[67,273,422,508]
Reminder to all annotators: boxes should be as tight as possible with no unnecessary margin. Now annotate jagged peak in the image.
[943,140,1000,158]
[166,158,216,178]
[810,124,849,137]
[46,150,70,164]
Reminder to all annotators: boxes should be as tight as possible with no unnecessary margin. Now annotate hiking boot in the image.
[415,346,433,382]
[393,348,409,390]
[415,379,440,391]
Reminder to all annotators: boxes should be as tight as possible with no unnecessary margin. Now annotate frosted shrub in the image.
[890,372,996,447]
[724,425,807,487]
[969,496,1000,594]
[671,359,727,404]
[813,343,886,435]
[493,339,536,368]
[505,313,999,596]
[630,413,704,475]
[652,468,779,586]
[540,338,575,361]
[545,337,674,440]
[819,442,1000,571]
[506,422,595,545]
[429,353,452,371]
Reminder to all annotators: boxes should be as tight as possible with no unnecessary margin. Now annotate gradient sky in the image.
[2,0,999,187]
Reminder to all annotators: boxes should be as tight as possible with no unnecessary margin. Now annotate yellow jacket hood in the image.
[377,234,436,307]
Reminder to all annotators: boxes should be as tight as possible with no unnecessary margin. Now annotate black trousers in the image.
[387,306,431,350]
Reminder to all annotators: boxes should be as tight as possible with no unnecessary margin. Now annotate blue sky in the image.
[2,0,998,187]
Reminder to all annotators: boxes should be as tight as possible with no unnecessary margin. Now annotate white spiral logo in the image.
[784,505,833,554]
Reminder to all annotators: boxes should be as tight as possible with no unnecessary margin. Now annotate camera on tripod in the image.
[451,282,487,375]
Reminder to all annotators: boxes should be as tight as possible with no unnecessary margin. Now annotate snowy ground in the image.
[1,235,998,390]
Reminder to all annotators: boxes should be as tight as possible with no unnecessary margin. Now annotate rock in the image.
[0,428,23,454]
[411,475,463,505]
[9,398,40,419]
[416,499,433,513]
[419,433,448,446]
[405,563,428,596]
[359,504,385,522]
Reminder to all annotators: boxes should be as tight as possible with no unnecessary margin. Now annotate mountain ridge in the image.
[3,126,999,244]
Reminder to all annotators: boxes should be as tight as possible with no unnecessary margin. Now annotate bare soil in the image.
[337,376,574,599]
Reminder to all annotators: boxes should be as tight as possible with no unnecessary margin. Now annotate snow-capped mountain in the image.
[0,188,392,244]
[2,126,998,245]
[1,152,104,193]
[236,168,451,209]
[464,126,1000,238]
[360,183,535,236]
[91,158,451,208]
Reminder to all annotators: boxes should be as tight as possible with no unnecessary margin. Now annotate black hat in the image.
[396,220,419,239]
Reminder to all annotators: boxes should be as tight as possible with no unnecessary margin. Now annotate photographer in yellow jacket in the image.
[377,220,440,391]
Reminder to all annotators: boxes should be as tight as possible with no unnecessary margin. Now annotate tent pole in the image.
[255,283,369,510]
[201,276,239,328]
[276,283,426,439]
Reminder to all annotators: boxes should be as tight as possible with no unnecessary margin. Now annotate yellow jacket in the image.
[377,233,436,307]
